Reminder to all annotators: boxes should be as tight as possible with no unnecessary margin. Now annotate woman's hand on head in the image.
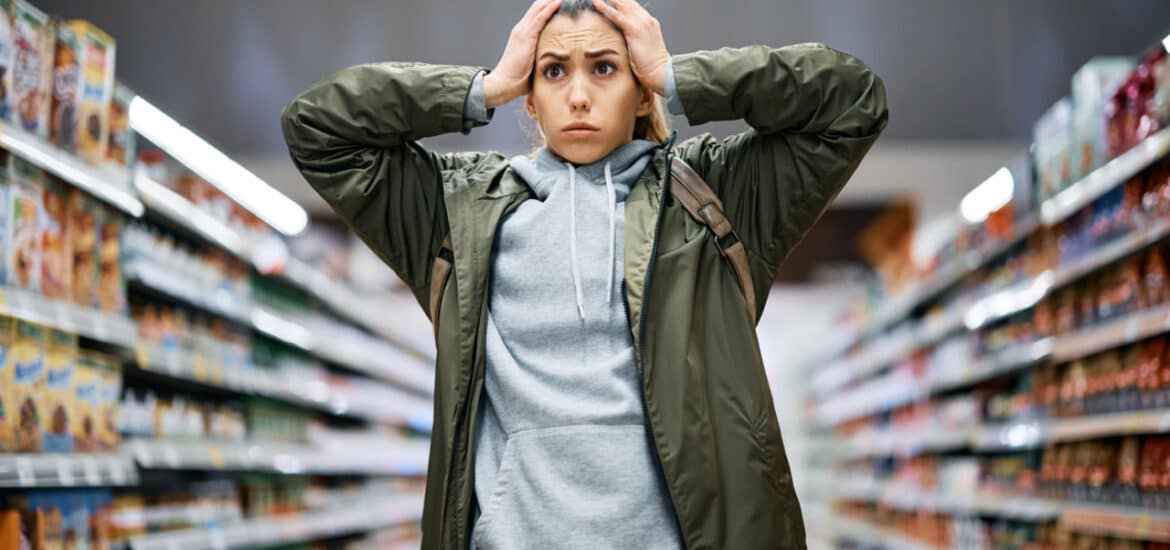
[482,0,562,109]
[591,0,670,96]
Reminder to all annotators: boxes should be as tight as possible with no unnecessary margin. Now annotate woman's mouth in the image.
[561,123,600,137]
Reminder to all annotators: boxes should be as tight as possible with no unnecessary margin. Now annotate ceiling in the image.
[36,0,1170,159]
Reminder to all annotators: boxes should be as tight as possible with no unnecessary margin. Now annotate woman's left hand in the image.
[592,0,671,96]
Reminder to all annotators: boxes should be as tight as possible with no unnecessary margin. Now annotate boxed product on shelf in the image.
[104,84,132,169]
[1071,57,1136,181]
[96,203,124,313]
[71,350,97,452]
[0,0,14,124]
[11,319,41,452]
[0,316,9,452]
[93,349,119,451]
[67,188,97,306]
[49,20,114,165]
[6,155,40,291]
[1108,45,1169,159]
[1034,97,1074,200]
[11,0,53,136]
[40,328,75,452]
[39,175,70,299]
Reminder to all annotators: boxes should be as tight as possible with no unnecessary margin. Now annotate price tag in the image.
[135,344,151,370]
[1136,512,1153,535]
[55,457,75,486]
[208,446,226,469]
[107,457,128,485]
[15,457,34,487]
[163,444,182,468]
[81,456,101,485]
[1126,317,1141,342]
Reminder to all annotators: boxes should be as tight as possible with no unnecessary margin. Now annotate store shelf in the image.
[976,409,1170,451]
[135,171,249,261]
[126,437,429,476]
[839,426,973,461]
[0,453,138,488]
[827,515,948,550]
[0,286,136,348]
[0,122,144,217]
[125,259,252,323]
[133,344,433,428]
[928,338,1053,394]
[1041,127,1170,225]
[830,475,1064,522]
[127,492,424,550]
[1061,503,1170,542]
[1052,302,1170,362]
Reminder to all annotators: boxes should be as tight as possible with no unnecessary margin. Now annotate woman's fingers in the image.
[524,0,561,32]
[591,0,630,29]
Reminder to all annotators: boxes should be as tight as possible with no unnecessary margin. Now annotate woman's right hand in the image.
[483,0,562,109]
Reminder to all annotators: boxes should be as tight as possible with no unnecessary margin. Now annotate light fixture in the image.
[128,95,308,236]
[959,167,1015,224]
[1163,33,1170,53]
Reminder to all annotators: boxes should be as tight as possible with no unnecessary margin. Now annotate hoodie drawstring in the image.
[565,160,617,321]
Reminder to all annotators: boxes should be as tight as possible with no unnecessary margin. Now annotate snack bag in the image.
[67,188,97,306]
[41,328,76,452]
[12,0,53,136]
[12,319,45,452]
[40,175,71,299]
[6,156,40,291]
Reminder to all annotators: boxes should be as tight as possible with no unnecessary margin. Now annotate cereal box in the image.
[41,329,76,452]
[93,350,120,451]
[0,316,12,452]
[96,205,124,313]
[6,156,40,291]
[70,20,115,165]
[105,84,132,169]
[48,19,78,151]
[0,0,16,123]
[12,320,45,452]
[40,175,71,300]
[0,151,10,288]
[72,351,97,452]
[12,0,53,137]
[67,188,97,307]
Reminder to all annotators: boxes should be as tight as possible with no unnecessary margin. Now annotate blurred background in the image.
[0,0,1165,548]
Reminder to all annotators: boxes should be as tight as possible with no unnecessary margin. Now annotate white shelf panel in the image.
[0,286,136,348]
[927,338,1053,394]
[975,410,1170,451]
[125,259,252,323]
[127,493,424,550]
[126,438,429,476]
[0,453,137,488]
[1052,302,1170,363]
[0,122,143,216]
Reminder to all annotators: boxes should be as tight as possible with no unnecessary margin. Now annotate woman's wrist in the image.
[482,72,522,109]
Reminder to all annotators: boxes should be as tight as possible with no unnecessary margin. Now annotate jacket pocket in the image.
[470,424,683,550]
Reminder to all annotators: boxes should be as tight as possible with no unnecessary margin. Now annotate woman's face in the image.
[526,10,655,165]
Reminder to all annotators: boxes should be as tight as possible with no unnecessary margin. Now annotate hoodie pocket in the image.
[471,424,683,550]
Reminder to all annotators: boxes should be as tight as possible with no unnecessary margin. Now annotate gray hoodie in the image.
[462,69,686,550]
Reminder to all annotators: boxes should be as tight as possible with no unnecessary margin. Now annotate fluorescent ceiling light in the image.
[128,96,308,236]
[959,167,1015,224]
[1163,33,1170,53]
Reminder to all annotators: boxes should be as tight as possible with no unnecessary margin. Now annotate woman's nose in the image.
[568,77,590,112]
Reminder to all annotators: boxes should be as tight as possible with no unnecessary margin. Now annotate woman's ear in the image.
[634,85,655,117]
[525,93,538,120]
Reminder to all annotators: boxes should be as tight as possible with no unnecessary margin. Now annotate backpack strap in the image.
[669,156,758,324]
[429,234,454,339]
[426,157,759,339]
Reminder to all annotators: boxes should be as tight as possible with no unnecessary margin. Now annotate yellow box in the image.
[93,350,121,451]
[72,351,100,452]
[12,320,45,452]
[0,316,14,452]
[41,329,77,452]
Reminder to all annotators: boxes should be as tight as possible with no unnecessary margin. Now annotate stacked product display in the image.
[805,36,1170,550]
[0,1,432,549]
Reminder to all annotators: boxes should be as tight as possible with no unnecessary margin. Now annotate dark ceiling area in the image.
[35,0,1170,159]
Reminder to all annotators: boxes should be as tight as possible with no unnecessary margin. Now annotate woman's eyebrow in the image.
[539,51,570,61]
[585,48,619,59]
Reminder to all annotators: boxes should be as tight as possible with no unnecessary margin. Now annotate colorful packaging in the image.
[67,188,97,307]
[105,84,132,169]
[96,205,124,313]
[0,151,10,285]
[71,21,114,166]
[1033,98,1073,201]
[41,329,76,452]
[6,156,40,291]
[1070,57,1135,180]
[93,351,120,451]
[40,175,71,300]
[0,316,11,452]
[12,0,53,137]
[48,19,79,151]
[72,351,97,452]
[12,320,45,452]
[0,0,15,123]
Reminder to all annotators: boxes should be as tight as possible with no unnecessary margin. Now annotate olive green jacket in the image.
[282,43,887,549]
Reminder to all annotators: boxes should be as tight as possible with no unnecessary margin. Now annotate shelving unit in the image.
[0,454,138,488]
[126,438,428,476]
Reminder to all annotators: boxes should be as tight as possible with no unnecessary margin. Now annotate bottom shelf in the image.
[1061,503,1170,543]
[127,492,423,550]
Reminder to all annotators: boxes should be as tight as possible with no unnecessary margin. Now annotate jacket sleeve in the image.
[670,44,888,275]
[280,62,494,298]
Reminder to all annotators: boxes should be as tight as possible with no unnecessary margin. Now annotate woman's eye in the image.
[595,62,615,76]
[543,65,564,79]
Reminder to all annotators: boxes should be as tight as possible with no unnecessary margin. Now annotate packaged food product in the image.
[1071,57,1135,179]
[40,176,71,300]
[71,21,114,166]
[6,156,40,291]
[105,84,132,169]
[1033,97,1074,200]
[1145,246,1170,307]
[0,0,15,124]
[67,189,97,307]
[0,510,20,549]
[11,0,53,136]
[49,19,79,151]
[41,329,76,452]
[96,206,124,313]
[0,152,10,285]
[93,350,120,451]
[71,351,97,452]
[0,316,11,452]
[12,320,44,452]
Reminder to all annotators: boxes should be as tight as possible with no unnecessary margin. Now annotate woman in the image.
[281,0,887,548]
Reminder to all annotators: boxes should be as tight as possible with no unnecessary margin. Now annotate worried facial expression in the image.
[526,11,656,165]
